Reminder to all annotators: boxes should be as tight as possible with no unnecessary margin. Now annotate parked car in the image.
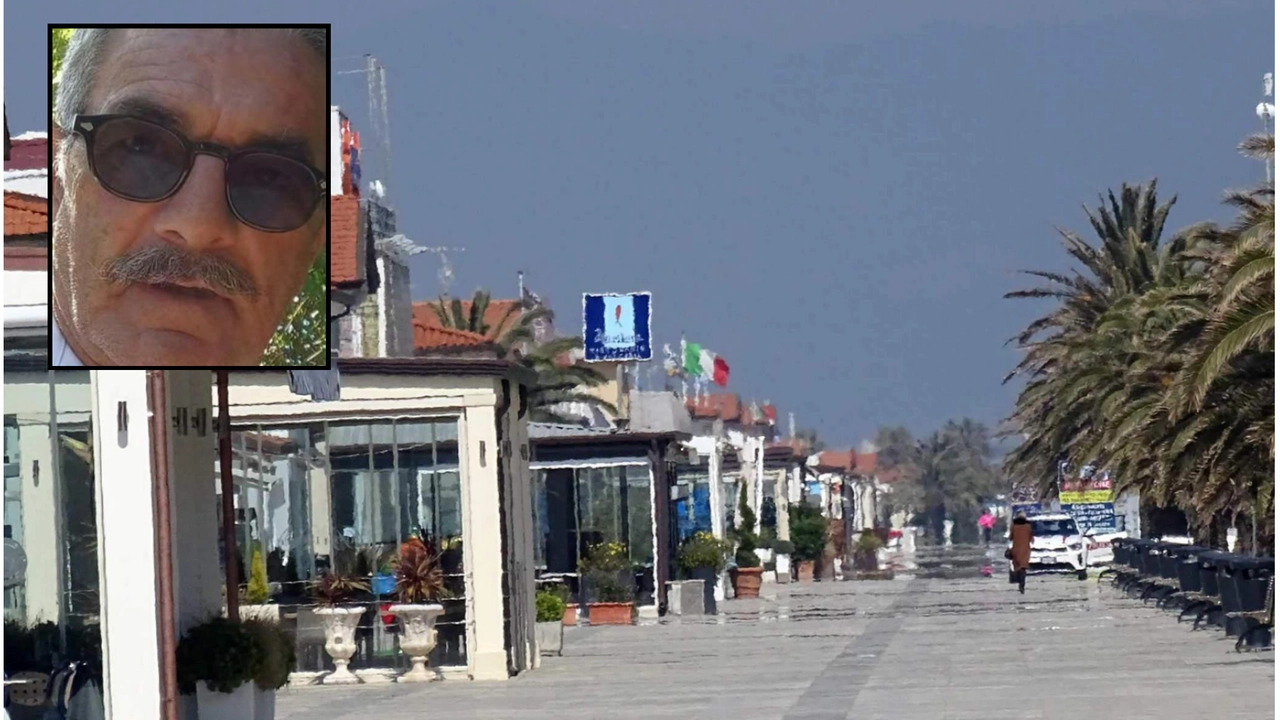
[1009,513,1092,580]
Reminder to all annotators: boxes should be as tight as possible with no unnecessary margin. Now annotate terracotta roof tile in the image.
[330,195,361,286]
[4,137,47,172]
[685,393,741,422]
[815,449,855,473]
[852,451,878,475]
[414,324,491,351]
[4,192,47,237]
[411,299,522,341]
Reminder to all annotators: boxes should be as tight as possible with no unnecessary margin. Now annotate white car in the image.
[1010,513,1096,580]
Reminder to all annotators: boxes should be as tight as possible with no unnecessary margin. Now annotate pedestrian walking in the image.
[1007,512,1033,594]
[978,509,996,545]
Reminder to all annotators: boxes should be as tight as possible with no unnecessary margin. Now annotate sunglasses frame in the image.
[70,113,328,233]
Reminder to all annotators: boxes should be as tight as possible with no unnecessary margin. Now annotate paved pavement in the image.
[276,565,1274,720]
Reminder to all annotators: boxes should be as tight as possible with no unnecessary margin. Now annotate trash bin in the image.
[1226,556,1274,613]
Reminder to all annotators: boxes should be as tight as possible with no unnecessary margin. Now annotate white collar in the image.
[51,320,85,367]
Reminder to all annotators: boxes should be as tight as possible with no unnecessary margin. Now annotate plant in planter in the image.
[241,547,279,623]
[852,530,884,572]
[772,539,796,584]
[730,485,764,598]
[310,565,370,685]
[579,541,635,625]
[389,535,451,682]
[176,617,263,720]
[535,588,567,657]
[242,618,297,719]
[677,531,731,613]
[789,502,826,582]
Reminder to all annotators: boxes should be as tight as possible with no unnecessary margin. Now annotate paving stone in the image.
[276,572,1274,720]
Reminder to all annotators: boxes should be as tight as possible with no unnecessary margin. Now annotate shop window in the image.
[230,417,466,673]
[3,370,105,713]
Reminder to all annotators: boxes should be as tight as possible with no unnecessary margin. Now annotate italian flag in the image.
[682,340,730,387]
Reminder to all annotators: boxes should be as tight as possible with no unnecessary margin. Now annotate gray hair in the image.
[54,27,327,132]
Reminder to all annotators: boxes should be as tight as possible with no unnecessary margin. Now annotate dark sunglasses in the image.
[70,114,327,233]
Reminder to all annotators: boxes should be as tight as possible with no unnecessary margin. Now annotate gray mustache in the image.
[100,245,258,297]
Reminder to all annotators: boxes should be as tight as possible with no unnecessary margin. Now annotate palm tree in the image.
[1003,180,1181,491]
[431,289,616,423]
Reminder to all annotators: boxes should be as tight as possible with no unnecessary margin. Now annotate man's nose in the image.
[151,153,237,248]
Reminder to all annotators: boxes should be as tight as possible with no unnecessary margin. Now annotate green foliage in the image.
[51,28,74,108]
[788,502,828,561]
[578,541,630,574]
[1002,159,1274,549]
[586,573,633,603]
[772,539,796,556]
[245,547,271,605]
[535,589,567,622]
[309,571,369,607]
[176,617,262,695]
[854,531,883,553]
[677,531,732,574]
[242,619,296,691]
[431,289,617,423]
[732,485,762,568]
[262,250,328,366]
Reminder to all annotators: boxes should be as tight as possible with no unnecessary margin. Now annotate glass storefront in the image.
[3,370,105,715]
[531,464,654,602]
[222,417,467,672]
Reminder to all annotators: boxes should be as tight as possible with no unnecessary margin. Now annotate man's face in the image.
[52,29,326,366]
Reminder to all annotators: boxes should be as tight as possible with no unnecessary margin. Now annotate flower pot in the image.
[254,686,276,720]
[314,606,367,684]
[241,604,280,623]
[536,620,564,657]
[689,566,718,614]
[587,602,634,626]
[371,573,397,596]
[389,603,445,683]
[562,603,578,626]
[797,560,815,582]
[196,682,255,720]
[732,567,764,598]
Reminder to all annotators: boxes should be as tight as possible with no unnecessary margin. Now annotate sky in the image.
[7,1,1274,451]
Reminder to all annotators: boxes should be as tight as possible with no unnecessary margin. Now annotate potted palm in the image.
[535,588,567,657]
[389,536,450,682]
[730,486,764,598]
[310,566,370,685]
[579,542,634,625]
[677,531,731,614]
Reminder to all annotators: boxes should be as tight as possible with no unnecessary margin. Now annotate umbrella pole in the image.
[218,370,240,622]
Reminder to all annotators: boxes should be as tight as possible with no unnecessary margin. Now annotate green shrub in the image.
[677,532,732,574]
[245,548,271,605]
[789,502,828,561]
[586,572,633,603]
[242,619,296,691]
[536,590,567,622]
[772,540,796,556]
[733,485,762,568]
[176,617,262,695]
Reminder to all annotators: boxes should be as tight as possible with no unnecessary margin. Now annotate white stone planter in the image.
[196,683,255,720]
[389,604,444,683]
[241,604,280,624]
[535,621,563,658]
[254,686,276,720]
[314,606,367,684]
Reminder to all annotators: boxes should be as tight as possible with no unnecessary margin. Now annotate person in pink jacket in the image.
[978,509,997,545]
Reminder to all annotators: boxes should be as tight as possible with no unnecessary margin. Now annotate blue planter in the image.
[372,573,397,596]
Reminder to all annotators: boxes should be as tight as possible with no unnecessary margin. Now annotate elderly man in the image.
[51,27,328,366]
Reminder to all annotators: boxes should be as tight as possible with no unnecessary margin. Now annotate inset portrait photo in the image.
[49,25,331,368]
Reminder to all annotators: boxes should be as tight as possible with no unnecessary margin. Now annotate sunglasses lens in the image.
[91,117,189,200]
[227,153,320,232]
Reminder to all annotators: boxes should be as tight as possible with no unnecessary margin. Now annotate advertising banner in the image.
[1061,501,1118,534]
[583,292,652,362]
